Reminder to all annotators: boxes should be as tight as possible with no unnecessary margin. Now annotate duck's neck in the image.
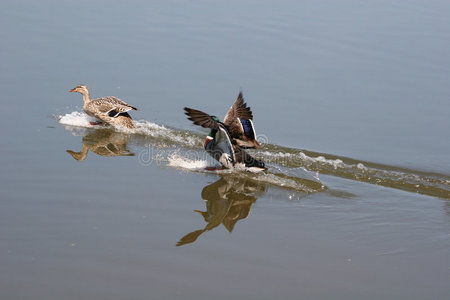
[81,91,91,103]
[208,129,218,139]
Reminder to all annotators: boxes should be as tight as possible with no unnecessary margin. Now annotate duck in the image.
[69,84,137,129]
[186,92,261,149]
[184,92,265,169]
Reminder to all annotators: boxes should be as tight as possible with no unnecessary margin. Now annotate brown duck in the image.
[69,84,137,129]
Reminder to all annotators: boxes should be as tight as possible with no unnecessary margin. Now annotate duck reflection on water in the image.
[177,176,266,246]
[66,128,134,161]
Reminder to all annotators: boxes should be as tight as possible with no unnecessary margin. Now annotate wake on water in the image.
[58,111,324,192]
[57,111,449,198]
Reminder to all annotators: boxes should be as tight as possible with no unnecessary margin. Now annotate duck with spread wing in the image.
[184,92,265,170]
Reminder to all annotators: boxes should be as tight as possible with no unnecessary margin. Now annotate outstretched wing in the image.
[92,96,138,118]
[222,92,260,148]
[184,107,220,130]
[223,92,253,126]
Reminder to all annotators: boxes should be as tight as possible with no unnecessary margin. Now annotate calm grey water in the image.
[1,1,449,299]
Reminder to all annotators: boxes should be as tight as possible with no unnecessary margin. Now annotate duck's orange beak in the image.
[68,88,76,92]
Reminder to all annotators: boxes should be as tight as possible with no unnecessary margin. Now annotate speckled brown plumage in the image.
[69,84,137,129]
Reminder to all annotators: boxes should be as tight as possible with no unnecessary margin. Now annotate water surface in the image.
[1,1,449,299]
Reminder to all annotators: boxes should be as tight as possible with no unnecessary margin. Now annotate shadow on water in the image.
[176,176,266,246]
[66,128,134,161]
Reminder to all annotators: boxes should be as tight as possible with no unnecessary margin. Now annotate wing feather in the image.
[184,107,220,130]
[92,96,138,117]
[223,92,253,126]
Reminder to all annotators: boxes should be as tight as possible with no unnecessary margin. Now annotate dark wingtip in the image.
[184,107,192,116]
[235,91,247,107]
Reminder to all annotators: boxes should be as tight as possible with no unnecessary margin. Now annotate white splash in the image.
[357,163,368,171]
[58,112,199,147]
[167,153,211,170]
[299,152,344,169]
[131,120,199,147]
[58,111,98,127]
[258,151,356,171]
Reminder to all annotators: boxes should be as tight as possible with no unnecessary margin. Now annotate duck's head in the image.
[204,117,220,148]
[69,84,89,95]
[207,116,221,138]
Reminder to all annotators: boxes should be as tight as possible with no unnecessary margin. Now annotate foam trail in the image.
[57,111,200,148]
[167,153,211,171]
[131,120,200,147]
[256,146,450,199]
[57,112,449,198]
[165,154,324,192]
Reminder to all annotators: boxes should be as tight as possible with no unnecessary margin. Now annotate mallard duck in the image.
[69,84,137,129]
[184,92,265,169]
[186,92,261,149]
